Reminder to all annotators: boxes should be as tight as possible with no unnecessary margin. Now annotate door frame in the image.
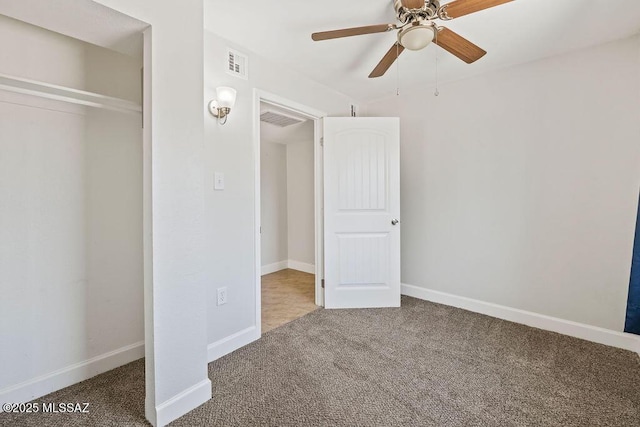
[253,89,326,334]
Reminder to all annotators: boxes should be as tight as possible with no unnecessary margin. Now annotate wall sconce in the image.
[208,86,237,125]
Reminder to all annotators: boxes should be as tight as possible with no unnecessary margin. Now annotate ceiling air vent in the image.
[227,49,248,79]
[260,110,305,127]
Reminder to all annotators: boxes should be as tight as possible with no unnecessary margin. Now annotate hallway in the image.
[261,269,318,333]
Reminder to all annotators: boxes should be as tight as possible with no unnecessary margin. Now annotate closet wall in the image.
[0,15,143,400]
[286,130,315,268]
[260,140,289,268]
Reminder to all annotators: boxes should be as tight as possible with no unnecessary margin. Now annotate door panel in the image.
[324,118,400,309]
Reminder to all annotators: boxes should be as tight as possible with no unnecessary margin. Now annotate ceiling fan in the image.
[311,0,513,78]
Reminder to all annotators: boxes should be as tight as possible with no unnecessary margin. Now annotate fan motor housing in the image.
[394,0,440,23]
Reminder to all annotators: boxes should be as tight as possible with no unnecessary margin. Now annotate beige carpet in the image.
[2,296,639,426]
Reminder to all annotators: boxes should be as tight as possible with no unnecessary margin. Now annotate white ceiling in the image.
[205,0,640,103]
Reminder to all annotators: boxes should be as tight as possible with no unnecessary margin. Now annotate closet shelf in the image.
[0,73,142,115]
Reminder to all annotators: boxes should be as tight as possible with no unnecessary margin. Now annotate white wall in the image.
[0,15,143,402]
[85,46,143,102]
[365,35,640,332]
[85,108,143,357]
[0,14,85,88]
[203,28,353,347]
[90,1,211,425]
[260,140,288,266]
[0,0,211,424]
[85,43,144,364]
[287,128,315,266]
[0,96,87,390]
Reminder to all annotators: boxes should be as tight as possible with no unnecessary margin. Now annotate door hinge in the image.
[320,137,324,147]
[321,279,325,289]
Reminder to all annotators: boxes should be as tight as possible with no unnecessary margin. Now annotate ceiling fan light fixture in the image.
[398,22,435,51]
[312,0,511,78]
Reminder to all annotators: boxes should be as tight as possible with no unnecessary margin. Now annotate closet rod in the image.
[0,73,142,115]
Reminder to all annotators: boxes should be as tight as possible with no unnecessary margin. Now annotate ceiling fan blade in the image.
[312,24,395,41]
[441,0,513,19]
[369,43,405,78]
[401,0,425,9]
[434,27,486,63]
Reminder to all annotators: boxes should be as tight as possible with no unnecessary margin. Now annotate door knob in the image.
[391,219,400,226]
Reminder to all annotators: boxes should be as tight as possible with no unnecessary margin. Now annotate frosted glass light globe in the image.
[216,87,237,109]
[399,24,435,51]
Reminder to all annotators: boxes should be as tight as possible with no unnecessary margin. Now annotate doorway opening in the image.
[254,91,325,334]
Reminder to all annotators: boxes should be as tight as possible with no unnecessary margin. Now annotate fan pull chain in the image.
[434,29,440,97]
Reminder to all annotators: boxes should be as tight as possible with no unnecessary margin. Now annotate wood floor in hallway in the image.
[262,269,318,333]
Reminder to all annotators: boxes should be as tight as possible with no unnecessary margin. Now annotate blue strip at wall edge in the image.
[624,193,640,335]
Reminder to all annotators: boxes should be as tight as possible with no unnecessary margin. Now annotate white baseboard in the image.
[261,260,288,276]
[0,341,144,409]
[261,260,316,276]
[208,326,260,362]
[287,260,315,274]
[155,378,211,427]
[402,284,640,355]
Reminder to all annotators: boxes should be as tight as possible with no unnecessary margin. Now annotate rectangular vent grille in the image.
[260,111,305,127]
[227,49,248,79]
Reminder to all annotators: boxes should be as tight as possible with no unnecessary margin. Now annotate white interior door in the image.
[323,117,400,309]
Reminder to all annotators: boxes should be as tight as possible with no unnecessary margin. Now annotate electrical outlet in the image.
[217,287,228,306]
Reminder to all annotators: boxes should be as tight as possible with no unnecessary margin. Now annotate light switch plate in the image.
[214,172,225,190]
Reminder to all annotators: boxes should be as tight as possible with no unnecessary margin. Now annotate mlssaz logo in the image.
[42,403,90,413]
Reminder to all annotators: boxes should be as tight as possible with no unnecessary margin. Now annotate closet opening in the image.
[0,10,150,409]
